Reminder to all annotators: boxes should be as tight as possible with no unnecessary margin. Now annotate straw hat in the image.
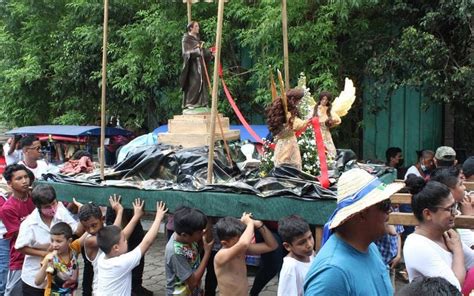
[329,168,404,229]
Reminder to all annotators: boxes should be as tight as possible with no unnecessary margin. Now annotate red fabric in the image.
[218,62,263,144]
[463,267,474,295]
[105,135,130,153]
[210,46,217,55]
[0,156,6,175]
[310,117,330,189]
[0,195,35,270]
[60,156,94,174]
[295,121,312,138]
[264,221,279,231]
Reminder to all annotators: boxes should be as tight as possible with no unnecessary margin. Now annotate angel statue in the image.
[266,88,308,170]
[265,70,310,170]
[312,78,356,158]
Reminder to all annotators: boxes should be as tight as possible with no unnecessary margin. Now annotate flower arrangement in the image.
[297,73,316,120]
[259,138,275,177]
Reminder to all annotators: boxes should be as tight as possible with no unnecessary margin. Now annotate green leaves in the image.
[0,0,471,151]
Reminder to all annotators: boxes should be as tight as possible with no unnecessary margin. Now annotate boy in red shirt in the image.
[0,164,35,296]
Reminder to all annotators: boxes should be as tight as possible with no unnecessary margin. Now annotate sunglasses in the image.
[376,199,392,213]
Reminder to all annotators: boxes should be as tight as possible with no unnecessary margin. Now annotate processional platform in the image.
[158,113,240,148]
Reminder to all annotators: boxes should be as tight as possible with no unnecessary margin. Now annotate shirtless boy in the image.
[214,213,278,296]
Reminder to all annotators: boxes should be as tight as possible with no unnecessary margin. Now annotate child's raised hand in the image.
[132,198,145,219]
[241,212,254,225]
[109,194,123,213]
[202,235,214,254]
[253,219,264,229]
[72,198,83,209]
[155,201,168,221]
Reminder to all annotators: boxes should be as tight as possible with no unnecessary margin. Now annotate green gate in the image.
[363,86,442,166]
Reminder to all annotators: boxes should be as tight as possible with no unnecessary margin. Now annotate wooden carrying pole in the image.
[187,0,192,23]
[201,54,232,166]
[281,0,289,90]
[100,0,109,180]
[277,69,288,122]
[207,0,225,184]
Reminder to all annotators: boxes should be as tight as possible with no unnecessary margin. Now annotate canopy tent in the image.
[6,125,133,137]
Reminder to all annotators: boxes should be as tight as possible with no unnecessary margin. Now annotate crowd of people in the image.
[0,130,473,296]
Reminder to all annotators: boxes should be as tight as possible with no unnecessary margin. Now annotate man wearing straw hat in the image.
[304,168,404,295]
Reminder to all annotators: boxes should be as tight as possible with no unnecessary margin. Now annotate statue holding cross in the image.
[179,21,213,114]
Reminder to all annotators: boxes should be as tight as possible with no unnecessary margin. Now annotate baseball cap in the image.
[435,146,456,161]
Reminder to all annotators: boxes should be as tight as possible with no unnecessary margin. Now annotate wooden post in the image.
[207,0,225,184]
[281,0,289,90]
[187,0,192,23]
[100,0,109,180]
[200,54,232,166]
[314,226,323,253]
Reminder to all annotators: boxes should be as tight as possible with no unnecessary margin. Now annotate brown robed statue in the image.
[179,21,212,112]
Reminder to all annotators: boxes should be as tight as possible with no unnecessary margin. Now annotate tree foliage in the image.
[0,0,472,150]
[365,0,473,149]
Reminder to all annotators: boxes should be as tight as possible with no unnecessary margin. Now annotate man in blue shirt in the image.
[304,168,404,295]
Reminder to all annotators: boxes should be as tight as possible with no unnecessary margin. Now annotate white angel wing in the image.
[332,78,356,118]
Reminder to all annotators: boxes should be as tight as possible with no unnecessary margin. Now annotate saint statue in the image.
[179,21,212,112]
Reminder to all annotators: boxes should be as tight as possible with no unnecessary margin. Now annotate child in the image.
[34,222,82,296]
[96,201,167,296]
[374,223,403,281]
[277,215,314,296]
[214,213,278,296]
[15,184,79,295]
[75,195,124,295]
[0,164,34,296]
[165,206,214,296]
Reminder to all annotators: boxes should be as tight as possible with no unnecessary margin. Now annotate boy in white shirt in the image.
[96,201,167,296]
[15,184,79,295]
[75,194,125,295]
[277,215,314,296]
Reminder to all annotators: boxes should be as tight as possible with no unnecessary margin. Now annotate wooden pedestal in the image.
[158,113,240,148]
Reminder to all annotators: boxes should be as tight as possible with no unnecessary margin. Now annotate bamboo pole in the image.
[207,0,225,184]
[201,54,232,166]
[281,0,289,90]
[99,0,109,180]
[187,0,192,23]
